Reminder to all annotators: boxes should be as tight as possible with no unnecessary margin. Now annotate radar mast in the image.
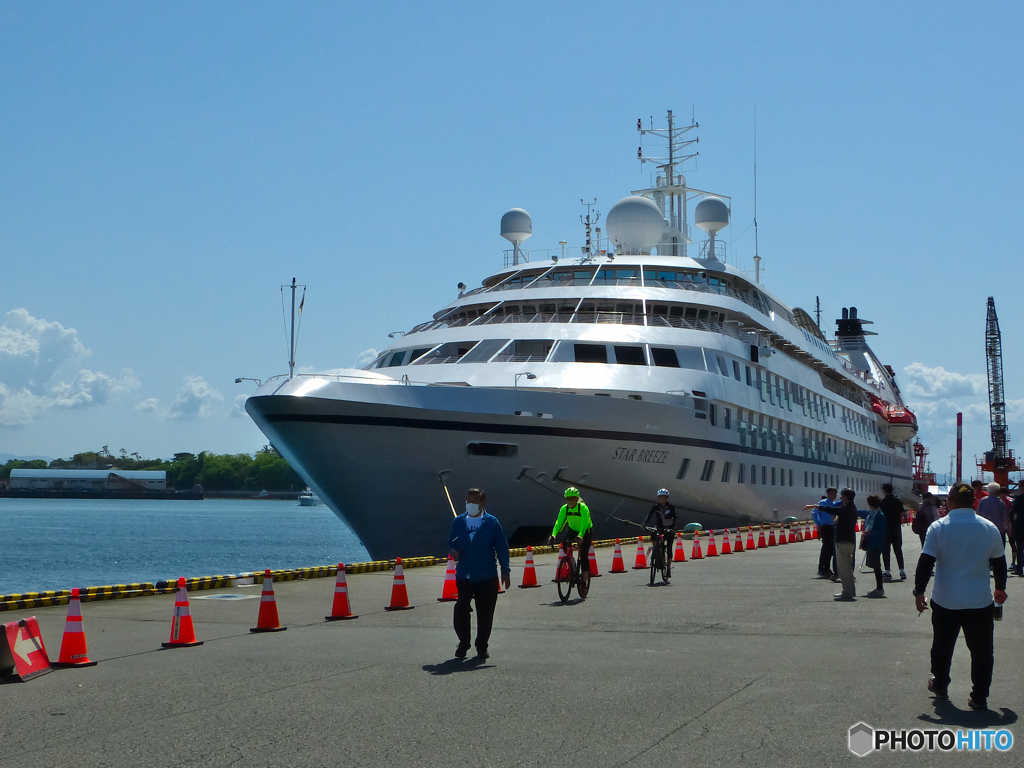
[634,110,728,259]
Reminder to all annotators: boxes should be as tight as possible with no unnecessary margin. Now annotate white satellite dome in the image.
[500,208,533,246]
[694,197,730,235]
[605,196,666,255]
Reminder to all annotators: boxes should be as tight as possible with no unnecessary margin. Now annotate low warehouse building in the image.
[9,469,167,492]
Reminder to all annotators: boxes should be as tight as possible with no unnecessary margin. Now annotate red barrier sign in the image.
[0,617,53,681]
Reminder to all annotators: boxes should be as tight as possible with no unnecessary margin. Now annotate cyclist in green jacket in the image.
[547,487,594,573]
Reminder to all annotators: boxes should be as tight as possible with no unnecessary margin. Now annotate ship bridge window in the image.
[413,341,477,364]
[574,344,608,363]
[677,348,707,371]
[387,351,407,367]
[594,268,639,286]
[458,338,511,364]
[613,346,646,365]
[651,347,679,367]
[493,339,554,363]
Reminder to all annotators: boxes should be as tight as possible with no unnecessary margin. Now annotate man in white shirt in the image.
[913,482,1008,710]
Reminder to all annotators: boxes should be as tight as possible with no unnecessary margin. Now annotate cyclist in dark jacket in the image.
[643,488,678,576]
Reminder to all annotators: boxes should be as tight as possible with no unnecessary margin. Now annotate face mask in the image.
[465,503,481,517]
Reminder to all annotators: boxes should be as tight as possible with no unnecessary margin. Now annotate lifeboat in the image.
[869,395,918,442]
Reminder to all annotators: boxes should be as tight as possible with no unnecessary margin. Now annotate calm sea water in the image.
[0,498,369,595]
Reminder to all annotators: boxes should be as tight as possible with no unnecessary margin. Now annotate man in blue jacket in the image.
[447,487,511,660]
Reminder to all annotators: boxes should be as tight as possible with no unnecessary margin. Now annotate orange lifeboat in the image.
[869,395,917,442]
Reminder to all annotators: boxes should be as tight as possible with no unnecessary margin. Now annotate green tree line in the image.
[1,446,306,492]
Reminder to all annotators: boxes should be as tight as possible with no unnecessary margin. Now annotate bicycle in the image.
[554,536,591,603]
[646,527,672,585]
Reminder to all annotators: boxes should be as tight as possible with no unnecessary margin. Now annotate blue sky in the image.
[1,2,1022,481]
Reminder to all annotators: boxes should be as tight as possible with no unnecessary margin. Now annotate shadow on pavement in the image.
[917,701,1018,728]
[422,658,493,676]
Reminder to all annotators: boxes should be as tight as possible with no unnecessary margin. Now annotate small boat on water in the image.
[298,488,321,506]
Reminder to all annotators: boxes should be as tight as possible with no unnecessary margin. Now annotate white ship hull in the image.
[246,372,912,560]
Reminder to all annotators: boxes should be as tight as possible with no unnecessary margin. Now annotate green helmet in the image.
[564,487,581,498]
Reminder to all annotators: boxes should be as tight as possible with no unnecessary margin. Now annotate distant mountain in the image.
[0,453,54,464]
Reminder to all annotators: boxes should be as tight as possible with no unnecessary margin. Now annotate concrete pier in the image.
[1,532,1019,767]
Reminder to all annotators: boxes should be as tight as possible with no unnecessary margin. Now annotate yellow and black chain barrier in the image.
[1,521,822,611]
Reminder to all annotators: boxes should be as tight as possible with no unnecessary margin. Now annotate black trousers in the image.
[883,526,905,572]
[560,529,593,572]
[453,576,499,653]
[818,525,836,572]
[930,600,995,700]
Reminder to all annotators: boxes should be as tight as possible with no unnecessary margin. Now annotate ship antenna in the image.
[636,109,700,257]
[753,105,760,284]
[580,199,599,260]
[815,296,821,330]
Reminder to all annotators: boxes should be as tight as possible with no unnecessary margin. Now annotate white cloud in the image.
[51,369,140,409]
[135,398,161,414]
[902,362,985,399]
[355,348,378,367]
[229,393,249,418]
[0,385,47,427]
[0,310,139,427]
[0,308,89,391]
[167,376,224,421]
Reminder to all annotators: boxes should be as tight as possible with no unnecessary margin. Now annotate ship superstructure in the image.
[245,113,916,560]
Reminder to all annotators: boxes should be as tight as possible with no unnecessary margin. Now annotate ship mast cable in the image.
[753,106,760,284]
[280,278,307,380]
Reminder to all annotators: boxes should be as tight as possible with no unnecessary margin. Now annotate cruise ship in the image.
[245,112,916,560]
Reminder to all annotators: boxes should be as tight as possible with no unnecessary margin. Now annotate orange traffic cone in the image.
[519,546,541,588]
[767,528,777,546]
[553,546,566,582]
[706,531,719,557]
[632,537,648,569]
[588,544,602,577]
[778,526,788,545]
[53,588,98,666]
[162,578,205,647]
[326,563,358,620]
[757,528,767,548]
[812,524,819,540]
[720,530,732,555]
[691,534,703,560]
[251,570,288,632]
[746,528,756,550]
[788,527,797,544]
[437,555,459,602]
[385,558,414,611]
[610,540,627,573]
[733,529,744,553]
[673,532,687,563]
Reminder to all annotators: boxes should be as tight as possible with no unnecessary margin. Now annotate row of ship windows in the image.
[701,404,898,469]
[377,337,881,440]
[496,267,733,291]
[452,301,727,324]
[680,458,890,493]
